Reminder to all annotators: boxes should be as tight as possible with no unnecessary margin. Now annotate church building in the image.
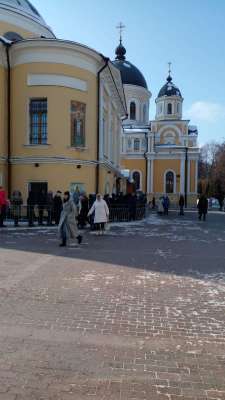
[0,1,199,206]
[115,37,199,206]
[0,0,127,201]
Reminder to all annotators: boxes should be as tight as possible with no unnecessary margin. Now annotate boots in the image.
[77,235,83,245]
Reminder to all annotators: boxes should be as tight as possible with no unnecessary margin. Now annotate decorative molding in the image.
[10,40,102,75]
[0,7,54,37]
[10,156,98,166]
[27,73,88,91]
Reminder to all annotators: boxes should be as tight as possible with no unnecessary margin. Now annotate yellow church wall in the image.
[121,158,146,192]
[11,163,96,201]
[190,160,196,193]
[153,159,181,193]
[11,63,98,161]
[0,21,40,39]
[0,65,7,158]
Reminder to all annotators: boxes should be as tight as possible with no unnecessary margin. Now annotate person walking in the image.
[58,191,82,247]
[163,195,170,216]
[78,193,89,229]
[11,190,23,227]
[179,194,185,216]
[88,193,109,234]
[46,191,54,225]
[198,194,208,221]
[53,191,63,225]
[37,189,46,225]
[0,186,7,227]
[27,190,36,227]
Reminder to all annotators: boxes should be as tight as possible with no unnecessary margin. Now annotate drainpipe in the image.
[144,130,149,194]
[0,37,12,197]
[184,146,188,208]
[96,56,109,194]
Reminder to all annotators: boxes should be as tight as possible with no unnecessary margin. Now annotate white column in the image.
[180,157,185,194]
[150,159,154,193]
[187,160,191,193]
[99,81,104,160]
[195,160,198,194]
[147,159,151,194]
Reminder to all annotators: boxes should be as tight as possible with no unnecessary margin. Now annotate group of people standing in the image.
[58,192,109,247]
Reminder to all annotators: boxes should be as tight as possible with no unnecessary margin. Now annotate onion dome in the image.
[158,74,182,98]
[113,41,148,90]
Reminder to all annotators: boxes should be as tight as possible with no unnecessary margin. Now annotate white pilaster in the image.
[187,160,191,194]
[180,157,185,194]
[195,160,198,194]
[147,159,151,194]
[150,159,154,193]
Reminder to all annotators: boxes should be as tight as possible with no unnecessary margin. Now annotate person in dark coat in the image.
[198,194,208,221]
[37,189,47,225]
[78,193,89,229]
[179,194,185,216]
[163,195,170,216]
[128,193,137,221]
[11,190,23,226]
[27,190,36,227]
[53,191,63,225]
[46,191,54,225]
[0,186,7,227]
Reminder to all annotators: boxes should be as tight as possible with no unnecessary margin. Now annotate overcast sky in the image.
[32,0,225,145]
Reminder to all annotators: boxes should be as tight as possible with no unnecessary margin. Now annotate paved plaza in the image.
[0,211,225,400]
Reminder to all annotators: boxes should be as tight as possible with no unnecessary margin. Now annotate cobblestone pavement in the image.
[0,211,225,399]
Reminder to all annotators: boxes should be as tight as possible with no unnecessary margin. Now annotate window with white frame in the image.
[167,103,172,115]
[132,171,141,190]
[130,102,136,120]
[165,171,175,193]
[127,138,132,152]
[134,138,140,152]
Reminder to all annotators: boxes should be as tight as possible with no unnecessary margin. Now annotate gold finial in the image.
[116,22,126,44]
[168,61,172,76]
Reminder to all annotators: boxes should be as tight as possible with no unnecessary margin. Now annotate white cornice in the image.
[0,7,54,38]
[10,39,103,74]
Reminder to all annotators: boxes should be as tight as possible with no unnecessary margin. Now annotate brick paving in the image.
[0,211,225,399]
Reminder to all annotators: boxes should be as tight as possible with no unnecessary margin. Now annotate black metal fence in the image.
[4,205,146,226]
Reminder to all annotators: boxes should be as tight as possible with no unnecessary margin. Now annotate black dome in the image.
[113,42,148,89]
[158,75,182,98]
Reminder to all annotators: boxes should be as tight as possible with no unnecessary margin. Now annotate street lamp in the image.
[184,146,188,208]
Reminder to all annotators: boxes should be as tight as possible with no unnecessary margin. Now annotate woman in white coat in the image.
[88,194,109,234]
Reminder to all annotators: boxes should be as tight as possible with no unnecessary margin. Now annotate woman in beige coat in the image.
[58,191,82,246]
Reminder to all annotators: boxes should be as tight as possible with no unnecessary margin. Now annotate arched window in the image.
[134,139,140,152]
[4,32,23,42]
[127,138,132,151]
[130,102,136,120]
[143,104,147,122]
[165,171,175,193]
[167,103,172,115]
[133,171,141,190]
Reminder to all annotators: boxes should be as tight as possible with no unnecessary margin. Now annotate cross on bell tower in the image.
[116,22,125,44]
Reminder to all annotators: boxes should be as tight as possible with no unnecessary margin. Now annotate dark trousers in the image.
[0,205,6,226]
[27,206,35,226]
[199,211,206,221]
[38,206,44,225]
[179,206,184,215]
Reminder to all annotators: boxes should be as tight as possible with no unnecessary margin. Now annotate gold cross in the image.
[168,62,172,76]
[116,22,126,43]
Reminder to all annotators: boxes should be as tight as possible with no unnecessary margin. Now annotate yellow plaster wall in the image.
[153,159,181,193]
[11,163,96,201]
[0,65,7,158]
[11,63,98,161]
[121,158,146,192]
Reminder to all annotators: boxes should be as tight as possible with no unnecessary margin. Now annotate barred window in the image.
[29,99,47,145]
[71,101,86,147]
[134,138,140,152]
[166,171,174,193]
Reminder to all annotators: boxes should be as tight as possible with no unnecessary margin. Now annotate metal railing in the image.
[3,204,147,226]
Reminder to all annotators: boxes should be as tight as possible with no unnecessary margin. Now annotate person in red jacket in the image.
[0,186,7,227]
